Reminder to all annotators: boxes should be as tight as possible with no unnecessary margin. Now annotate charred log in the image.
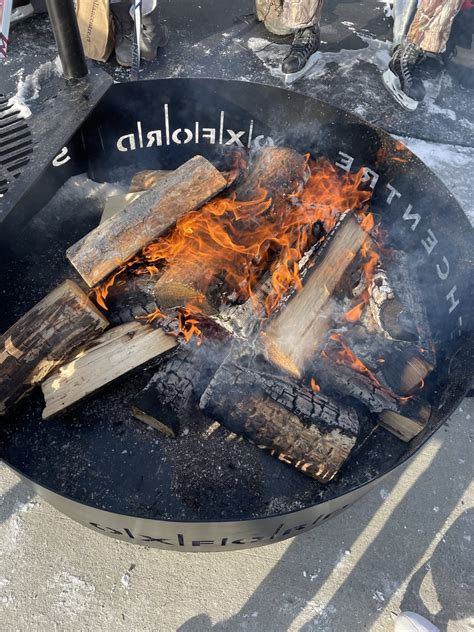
[200,350,359,482]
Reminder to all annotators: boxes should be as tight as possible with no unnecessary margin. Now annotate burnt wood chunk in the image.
[0,280,109,414]
[315,357,431,441]
[131,341,227,436]
[66,156,228,287]
[200,356,359,483]
[264,213,369,377]
[41,322,177,419]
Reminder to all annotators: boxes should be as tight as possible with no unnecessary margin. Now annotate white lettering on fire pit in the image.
[446,286,460,314]
[386,183,402,204]
[436,256,450,281]
[402,204,421,231]
[361,167,379,190]
[115,106,266,152]
[52,146,71,167]
[421,228,439,255]
[335,152,354,172]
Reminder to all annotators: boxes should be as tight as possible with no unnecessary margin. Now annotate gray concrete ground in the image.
[1,401,472,631]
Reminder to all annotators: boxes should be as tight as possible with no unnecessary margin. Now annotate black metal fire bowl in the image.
[0,79,472,552]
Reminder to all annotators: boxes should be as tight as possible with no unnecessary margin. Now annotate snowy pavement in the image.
[1,0,473,630]
[1,402,472,631]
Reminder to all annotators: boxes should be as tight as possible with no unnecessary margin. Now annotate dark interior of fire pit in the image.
[0,80,472,522]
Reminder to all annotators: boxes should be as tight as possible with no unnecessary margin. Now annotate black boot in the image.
[141,7,169,62]
[110,2,134,67]
[383,41,426,110]
[281,24,320,76]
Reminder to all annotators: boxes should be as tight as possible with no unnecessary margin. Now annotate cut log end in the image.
[379,404,431,442]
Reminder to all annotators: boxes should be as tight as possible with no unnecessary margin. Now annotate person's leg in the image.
[256,0,294,36]
[110,1,134,67]
[407,0,465,54]
[141,0,169,62]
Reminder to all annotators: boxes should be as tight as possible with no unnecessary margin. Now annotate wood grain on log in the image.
[66,156,228,287]
[129,170,172,193]
[264,213,369,378]
[0,281,109,414]
[100,192,144,224]
[200,353,359,482]
[41,322,176,419]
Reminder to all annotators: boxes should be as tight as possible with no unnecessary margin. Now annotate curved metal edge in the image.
[5,461,389,552]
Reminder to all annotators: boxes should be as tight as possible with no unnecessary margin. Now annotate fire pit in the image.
[0,78,472,551]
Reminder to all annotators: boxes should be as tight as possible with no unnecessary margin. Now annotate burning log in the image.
[66,156,228,287]
[200,352,359,483]
[314,357,431,442]
[41,322,176,419]
[0,281,109,414]
[264,212,370,378]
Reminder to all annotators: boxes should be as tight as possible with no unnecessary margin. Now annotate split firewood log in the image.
[41,322,177,419]
[313,357,431,442]
[263,212,370,378]
[0,280,109,414]
[129,170,171,193]
[66,156,228,287]
[100,192,144,224]
[200,348,359,483]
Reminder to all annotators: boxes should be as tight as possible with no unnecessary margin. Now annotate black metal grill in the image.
[0,94,33,196]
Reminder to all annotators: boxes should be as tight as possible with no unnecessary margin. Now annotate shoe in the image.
[111,2,134,67]
[383,41,426,111]
[394,611,440,632]
[141,8,169,62]
[281,25,321,76]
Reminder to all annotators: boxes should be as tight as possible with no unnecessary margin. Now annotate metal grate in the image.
[0,94,33,196]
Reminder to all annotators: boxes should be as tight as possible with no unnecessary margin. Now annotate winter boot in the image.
[281,24,321,81]
[141,6,169,62]
[383,41,426,110]
[111,1,134,67]
[11,1,34,26]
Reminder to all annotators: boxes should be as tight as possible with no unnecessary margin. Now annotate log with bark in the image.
[0,280,109,414]
[41,322,177,419]
[313,356,431,441]
[200,348,359,482]
[66,156,228,287]
[100,192,144,224]
[263,212,370,378]
[131,340,228,436]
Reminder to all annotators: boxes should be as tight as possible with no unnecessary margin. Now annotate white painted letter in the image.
[446,285,460,314]
[436,256,450,280]
[225,129,245,147]
[361,167,379,190]
[202,128,216,144]
[146,130,163,147]
[171,128,193,144]
[52,146,70,167]
[386,183,402,205]
[117,133,136,152]
[421,228,438,255]
[336,152,354,172]
[403,204,421,231]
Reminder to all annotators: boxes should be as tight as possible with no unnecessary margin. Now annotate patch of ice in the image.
[377,0,393,18]
[379,488,389,500]
[373,590,385,603]
[121,572,131,590]
[15,57,63,103]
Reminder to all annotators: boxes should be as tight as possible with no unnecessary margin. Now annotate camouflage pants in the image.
[407,0,465,53]
[256,0,323,35]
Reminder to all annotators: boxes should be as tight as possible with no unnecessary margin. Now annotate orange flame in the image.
[310,377,321,392]
[95,157,374,342]
[328,333,383,388]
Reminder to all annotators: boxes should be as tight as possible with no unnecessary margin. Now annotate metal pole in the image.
[45,0,88,79]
